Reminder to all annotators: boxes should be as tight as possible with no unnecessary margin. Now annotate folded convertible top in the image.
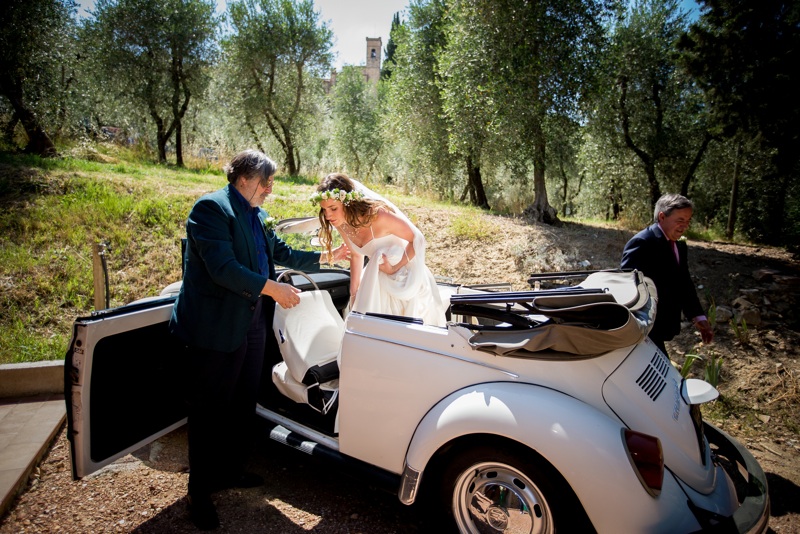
[451,270,657,358]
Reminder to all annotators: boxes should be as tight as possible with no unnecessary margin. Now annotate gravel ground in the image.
[1,424,431,533]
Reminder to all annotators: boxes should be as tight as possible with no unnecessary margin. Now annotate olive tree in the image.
[436,0,494,209]
[84,0,218,165]
[385,0,459,199]
[586,0,713,212]
[0,0,77,155]
[223,0,333,176]
[678,0,800,245]
[331,66,384,178]
[439,0,609,222]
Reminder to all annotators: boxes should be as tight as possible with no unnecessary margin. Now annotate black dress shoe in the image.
[188,494,220,531]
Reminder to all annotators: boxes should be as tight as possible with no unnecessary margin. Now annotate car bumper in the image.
[695,422,770,534]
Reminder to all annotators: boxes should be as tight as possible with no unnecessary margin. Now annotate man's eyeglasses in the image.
[260,175,275,188]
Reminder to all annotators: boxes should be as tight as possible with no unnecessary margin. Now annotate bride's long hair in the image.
[315,173,391,256]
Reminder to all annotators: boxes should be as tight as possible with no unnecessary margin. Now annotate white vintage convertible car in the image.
[65,262,769,533]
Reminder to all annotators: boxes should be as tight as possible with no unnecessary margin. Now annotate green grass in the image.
[0,153,388,363]
[450,211,497,240]
[0,151,224,363]
[4,313,70,364]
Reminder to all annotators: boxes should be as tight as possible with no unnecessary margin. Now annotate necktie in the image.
[670,240,679,263]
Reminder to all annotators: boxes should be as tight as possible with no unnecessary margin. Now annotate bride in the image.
[310,173,447,327]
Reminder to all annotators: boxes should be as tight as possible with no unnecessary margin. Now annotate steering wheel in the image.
[276,269,320,291]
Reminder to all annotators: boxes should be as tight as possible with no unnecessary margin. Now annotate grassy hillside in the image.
[0,147,445,364]
[0,151,289,363]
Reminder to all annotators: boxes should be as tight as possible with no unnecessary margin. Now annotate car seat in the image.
[271,272,344,415]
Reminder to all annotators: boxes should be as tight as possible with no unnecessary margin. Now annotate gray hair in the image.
[654,193,694,222]
[224,149,277,184]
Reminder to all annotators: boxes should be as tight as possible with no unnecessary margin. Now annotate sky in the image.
[294,0,408,71]
[76,0,409,72]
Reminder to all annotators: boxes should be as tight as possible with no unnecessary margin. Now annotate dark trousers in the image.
[187,297,268,497]
[649,335,668,356]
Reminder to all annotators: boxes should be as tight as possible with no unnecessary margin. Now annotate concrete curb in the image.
[0,361,67,520]
[0,396,66,521]
[0,361,64,399]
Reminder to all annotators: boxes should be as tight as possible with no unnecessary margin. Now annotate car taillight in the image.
[623,429,664,497]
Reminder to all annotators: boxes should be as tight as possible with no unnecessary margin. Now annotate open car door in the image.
[65,296,188,479]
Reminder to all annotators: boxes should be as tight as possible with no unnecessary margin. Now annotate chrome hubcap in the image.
[452,461,554,534]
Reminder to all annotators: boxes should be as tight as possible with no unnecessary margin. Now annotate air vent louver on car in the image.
[635,351,670,401]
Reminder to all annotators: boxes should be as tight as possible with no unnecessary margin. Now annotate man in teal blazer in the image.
[169,150,346,530]
[171,180,321,353]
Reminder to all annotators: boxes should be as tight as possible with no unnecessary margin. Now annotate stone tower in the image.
[364,37,382,84]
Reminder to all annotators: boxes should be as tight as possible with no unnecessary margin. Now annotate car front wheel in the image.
[437,443,591,533]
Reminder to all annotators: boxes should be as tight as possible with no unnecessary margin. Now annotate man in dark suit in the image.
[620,193,714,355]
[169,149,347,530]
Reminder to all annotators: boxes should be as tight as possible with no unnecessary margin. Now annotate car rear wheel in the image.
[436,443,591,533]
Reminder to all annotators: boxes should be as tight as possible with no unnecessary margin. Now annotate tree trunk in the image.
[157,134,168,163]
[647,171,661,210]
[681,132,713,197]
[726,140,742,239]
[348,139,361,176]
[176,120,184,167]
[3,112,19,146]
[170,57,191,168]
[619,76,661,209]
[155,121,168,164]
[1,83,56,156]
[251,64,303,175]
[558,159,568,217]
[284,133,298,176]
[245,119,266,154]
[523,128,559,225]
[55,63,75,139]
[263,102,298,174]
[570,172,585,219]
[20,112,56,156]
[149,99,169,163]
[465,154,490,209]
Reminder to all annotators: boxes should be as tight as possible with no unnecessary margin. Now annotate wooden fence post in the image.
[92,242,105,310]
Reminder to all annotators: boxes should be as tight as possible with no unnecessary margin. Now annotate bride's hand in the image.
[332,243,350,262]
[378,253,399,275]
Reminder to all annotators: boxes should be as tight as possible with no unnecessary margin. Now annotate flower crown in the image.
[309,188,365,206]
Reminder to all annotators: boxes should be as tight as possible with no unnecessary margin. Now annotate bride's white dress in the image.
[348,228,447,327]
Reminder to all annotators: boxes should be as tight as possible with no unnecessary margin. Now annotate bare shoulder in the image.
[373,207,405,228]
[372,208,416,242]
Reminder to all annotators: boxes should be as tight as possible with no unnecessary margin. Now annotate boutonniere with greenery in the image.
[263,216,277,232]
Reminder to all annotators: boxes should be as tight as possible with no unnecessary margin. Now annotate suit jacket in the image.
[169,185,321,352]
[620,223,704,343]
